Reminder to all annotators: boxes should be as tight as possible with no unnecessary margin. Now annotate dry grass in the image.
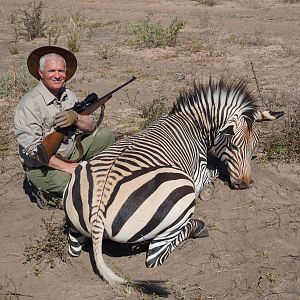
[0,58,34,173]
[0,276,33,300]
[140,97,170,128]
[23,214,69,273]
[228,25,267,47]
[0,59,35,100]
[8,41,19,55]
[66,11,86,52]
[45,16,62,45]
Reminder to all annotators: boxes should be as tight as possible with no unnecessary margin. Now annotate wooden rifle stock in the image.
[36,77,136,165]
[37,130,67,165]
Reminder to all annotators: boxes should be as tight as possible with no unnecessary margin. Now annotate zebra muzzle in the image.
[230,179,253,190]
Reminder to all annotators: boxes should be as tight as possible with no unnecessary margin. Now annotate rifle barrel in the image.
[98,76,137,101]
[73,76,137,113]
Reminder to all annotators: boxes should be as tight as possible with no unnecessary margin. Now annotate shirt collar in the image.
[37,80,67,105]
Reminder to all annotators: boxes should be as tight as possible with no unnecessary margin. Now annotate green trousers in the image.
[26,127,115,196]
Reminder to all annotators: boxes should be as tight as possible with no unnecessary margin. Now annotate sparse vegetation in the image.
[128,17,186,48]
[9,2,86,49]
[229,25,266,47]
[0,276,28,300]
[0,103,15,169]
[66,12,86,52]
[140,97,170,128]
[282,0,300,3]
[11,0,47,41]
[193,0,217,6]
[0,0,300,298]
[23,214,69,272]
[0,59,34,172]
[8,41,19,56]
[264,111,300,162]
[0,59,35,100]
[45,16,62,45]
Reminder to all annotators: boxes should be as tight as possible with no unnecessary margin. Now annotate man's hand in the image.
[53,110,78,128]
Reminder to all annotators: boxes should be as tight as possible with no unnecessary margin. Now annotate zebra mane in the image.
[170,78,258,124]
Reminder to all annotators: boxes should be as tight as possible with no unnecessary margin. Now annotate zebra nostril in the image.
[231,180,252,190]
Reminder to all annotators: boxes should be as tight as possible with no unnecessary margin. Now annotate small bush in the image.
[11,0,47,41]
[8,41,19,55]
[140,97,170,128]
[128,17,186,48]
[194,0,217,6]
[23,215,69,271]
[67,12,86,52]
[264,111,300,162]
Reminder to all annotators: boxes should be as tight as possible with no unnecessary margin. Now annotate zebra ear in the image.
[219,125,235,136]
[254,110,284,122]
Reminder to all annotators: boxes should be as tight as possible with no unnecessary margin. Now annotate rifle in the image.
[36,76,136,165]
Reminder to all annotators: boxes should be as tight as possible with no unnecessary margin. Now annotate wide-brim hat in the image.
[27,46,77,81]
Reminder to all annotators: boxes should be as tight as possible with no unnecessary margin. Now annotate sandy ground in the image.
[0,0,299,299]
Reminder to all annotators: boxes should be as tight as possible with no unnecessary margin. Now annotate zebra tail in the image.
[91,217,170,295]
[91,216,126,287]
[133,280,169,296]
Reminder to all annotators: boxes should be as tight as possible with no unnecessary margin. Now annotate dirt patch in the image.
[0,0,299,299]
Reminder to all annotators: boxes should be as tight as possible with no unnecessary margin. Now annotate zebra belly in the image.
[104,167,196,244]
[64,161,92,237]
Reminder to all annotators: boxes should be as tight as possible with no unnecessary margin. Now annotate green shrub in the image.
[264,111,300,162]
[140,97,170,128]
[128,17,186,48]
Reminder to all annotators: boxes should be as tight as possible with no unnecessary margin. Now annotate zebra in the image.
[63,78,283,290]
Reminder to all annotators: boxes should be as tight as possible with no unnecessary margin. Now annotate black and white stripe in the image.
[64,78,283,289]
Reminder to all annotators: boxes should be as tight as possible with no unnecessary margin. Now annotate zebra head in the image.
[212,110,284,189]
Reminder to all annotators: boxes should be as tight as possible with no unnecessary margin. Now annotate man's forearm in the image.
[48,155,79,174]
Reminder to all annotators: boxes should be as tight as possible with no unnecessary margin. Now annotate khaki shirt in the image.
[14,81,78,167]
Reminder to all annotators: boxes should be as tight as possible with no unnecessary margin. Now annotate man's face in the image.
[38,55,66,96]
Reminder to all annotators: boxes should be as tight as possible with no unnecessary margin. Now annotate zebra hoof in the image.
[199,184,214,201]
[190,220,209,238]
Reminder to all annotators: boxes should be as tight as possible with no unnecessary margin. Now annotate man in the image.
[14,46,115,209]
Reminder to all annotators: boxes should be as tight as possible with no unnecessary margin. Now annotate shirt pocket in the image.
[42,116,54,137]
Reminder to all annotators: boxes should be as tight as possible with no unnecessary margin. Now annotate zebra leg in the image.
[68,227,88,257]
[146,218,208,268]
[199,159,219,201]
